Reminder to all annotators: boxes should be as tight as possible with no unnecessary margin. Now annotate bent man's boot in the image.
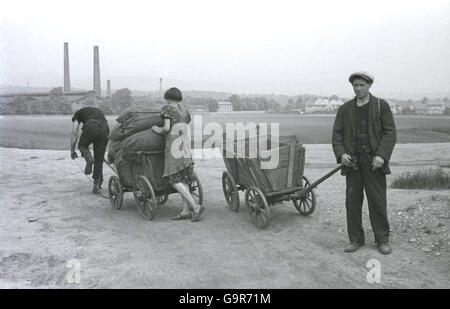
[82,151,94,175]
[92,178,101,194]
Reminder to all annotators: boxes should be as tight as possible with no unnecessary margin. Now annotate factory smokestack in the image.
[159,77,163,97]
[93,46,101,96]
[64,42,70,92]
[107,80,111,97]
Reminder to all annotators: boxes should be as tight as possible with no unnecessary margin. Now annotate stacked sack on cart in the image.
[107,110,165,165]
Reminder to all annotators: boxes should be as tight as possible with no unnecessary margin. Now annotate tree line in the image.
[1,87,447,115]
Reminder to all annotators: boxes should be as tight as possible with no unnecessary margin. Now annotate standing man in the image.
[332,72,396,254]
[71,106,110,194]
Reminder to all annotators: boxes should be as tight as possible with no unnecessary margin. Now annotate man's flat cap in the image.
[349,72,374,84]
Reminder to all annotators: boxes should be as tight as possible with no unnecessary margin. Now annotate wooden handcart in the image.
[221,133,341,229]
[106,150,203,220]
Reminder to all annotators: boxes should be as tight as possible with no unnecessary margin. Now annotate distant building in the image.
[305,103,329,113]
[0,90,99,103]
[329,99,344,110]
[305,98,343,113]
[217,101,233,112]
[414,101,446,115]
[427,102,446,115]
[0,90,104,115]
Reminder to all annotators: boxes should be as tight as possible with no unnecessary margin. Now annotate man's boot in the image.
[92,178,101,194]
[98,177,103,189]
[82,151,94,175]
[377,242,392,255]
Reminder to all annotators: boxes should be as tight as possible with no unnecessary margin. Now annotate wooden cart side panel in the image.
[221,135,303,192]
[273,145,293,169]
[223,149,254,187]
[265,168,289,191]
[115,160,135,188]
[234,157,255,187]
[142,153,171,192]
[222,155,238,180]
[246,158,273,194]
[292,145,305,187]
[130,163,143,188]
[259,166,275,192]
[260,144,305,192]
[257,145,291,191]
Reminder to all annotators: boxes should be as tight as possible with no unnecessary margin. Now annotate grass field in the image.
[391,168,450,190]
[0,114,450,150]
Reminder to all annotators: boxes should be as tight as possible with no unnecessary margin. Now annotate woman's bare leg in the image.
[180,196,191,215]
[172,182,200,212]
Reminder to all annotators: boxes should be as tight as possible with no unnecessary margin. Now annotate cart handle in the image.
[266,165,343,198]
[103,158,118,175]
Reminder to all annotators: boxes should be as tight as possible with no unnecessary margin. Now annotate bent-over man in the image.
[70,106,110,194]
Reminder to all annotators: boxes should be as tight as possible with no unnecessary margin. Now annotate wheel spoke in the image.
[252,210,257,222]
[255,208,268,227]
[304,198,311,209]
[248,199,255,212]
[249,191,256,201]
[303,200,309,212]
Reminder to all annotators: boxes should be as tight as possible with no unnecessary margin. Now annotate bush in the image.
[391,168,450,190]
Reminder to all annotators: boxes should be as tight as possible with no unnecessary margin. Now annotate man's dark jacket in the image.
[332,94,396,175]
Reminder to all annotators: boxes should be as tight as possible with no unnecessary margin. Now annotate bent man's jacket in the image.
[332,94,396,175]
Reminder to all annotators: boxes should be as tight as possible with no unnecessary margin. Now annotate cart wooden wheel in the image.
[156,193,169,205]
[293,176,316,216]
[189,172,203,205]
[222,171,240,212]
[108,176,123,210]
[245,186,271,229]
[135,175,157,220]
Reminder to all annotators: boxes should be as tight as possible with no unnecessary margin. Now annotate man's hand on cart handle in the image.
[341,154,359,170]
[341,154,352,166]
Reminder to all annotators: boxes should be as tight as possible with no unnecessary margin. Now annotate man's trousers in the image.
[78,120,109,181]
[345,153,390,244]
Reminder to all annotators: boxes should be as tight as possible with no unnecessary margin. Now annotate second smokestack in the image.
[64,42,70,92]
[93,46,101,96]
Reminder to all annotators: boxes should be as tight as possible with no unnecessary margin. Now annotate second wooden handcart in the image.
[222,134,341,229]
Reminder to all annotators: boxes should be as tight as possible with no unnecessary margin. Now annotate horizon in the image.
[0,82,448,101]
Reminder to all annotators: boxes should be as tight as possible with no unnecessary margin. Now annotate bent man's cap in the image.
[349,72,374,84]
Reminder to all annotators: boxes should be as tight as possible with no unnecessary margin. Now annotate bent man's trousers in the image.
[78,120,109,181]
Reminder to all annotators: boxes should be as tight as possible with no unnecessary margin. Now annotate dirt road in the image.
[0,144,449,288]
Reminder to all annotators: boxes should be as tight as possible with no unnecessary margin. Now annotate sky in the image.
[0,0,449,98]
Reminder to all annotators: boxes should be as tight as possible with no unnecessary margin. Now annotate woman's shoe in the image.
[171,213,192,220]
[191,205,205,222]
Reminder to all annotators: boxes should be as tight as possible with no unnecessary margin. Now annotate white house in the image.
[305,98,343,113]
[217,101,233,112]
[415,101,446,115]
[426,102,446,115]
